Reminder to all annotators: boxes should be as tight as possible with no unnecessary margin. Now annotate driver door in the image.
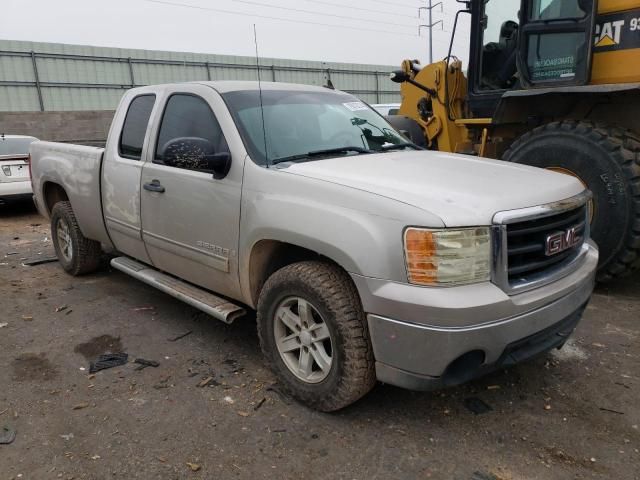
[140,85,243,299]
[517,0,597,87]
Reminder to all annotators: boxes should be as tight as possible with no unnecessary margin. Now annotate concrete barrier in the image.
[0,111,114,146]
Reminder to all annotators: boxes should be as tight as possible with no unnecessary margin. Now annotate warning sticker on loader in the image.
[594,9,640,52]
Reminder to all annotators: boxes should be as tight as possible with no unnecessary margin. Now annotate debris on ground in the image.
[168,330,192,342]
[599,407,624,415]
[197,376,215,388]
[237,411,250,417]
[153,375,171,389]
[60,433,74,441]
[223,396,235,404]
[254,397,267,411]
[89,353,129,374]
[21,315,33,321]
[131,306,155,312]
[55,305,68,313]
[464,397,493,415]
[133,358,160,371]
[22,256,58,267]
[72,402,89,410]
[0,426,16,444]
[0,323,7,328]
[186,462,201,472]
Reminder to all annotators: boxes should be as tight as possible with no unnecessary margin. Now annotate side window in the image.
[478,0,521,90]
[119,95,156,160]
[155,94,228,172]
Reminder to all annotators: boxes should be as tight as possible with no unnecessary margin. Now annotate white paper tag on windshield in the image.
[343,101,368,111]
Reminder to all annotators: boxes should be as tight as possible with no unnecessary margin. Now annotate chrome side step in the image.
[110,256,246,324]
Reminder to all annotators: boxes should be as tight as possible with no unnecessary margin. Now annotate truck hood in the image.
[282,150,585,226]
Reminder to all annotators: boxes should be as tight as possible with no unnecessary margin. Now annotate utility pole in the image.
[419,0,443,64]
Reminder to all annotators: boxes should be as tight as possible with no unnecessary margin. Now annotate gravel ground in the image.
[1,202,639,480]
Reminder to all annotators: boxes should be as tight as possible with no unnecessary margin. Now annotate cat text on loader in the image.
[388,0,640,281]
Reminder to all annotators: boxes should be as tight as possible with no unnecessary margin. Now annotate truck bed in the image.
[30,141,111,246]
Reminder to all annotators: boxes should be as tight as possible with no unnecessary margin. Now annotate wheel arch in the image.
[42,181,69,216]
[245,239,353,309]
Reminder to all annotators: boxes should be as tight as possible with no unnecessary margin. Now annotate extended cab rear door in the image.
[139,84,244,299]
[101,90,157,263]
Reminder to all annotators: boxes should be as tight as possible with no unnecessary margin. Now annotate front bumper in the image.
[351,240,598,391]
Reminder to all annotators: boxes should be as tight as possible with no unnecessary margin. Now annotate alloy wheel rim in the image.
[56,218,73,262]
[273,296,333,383]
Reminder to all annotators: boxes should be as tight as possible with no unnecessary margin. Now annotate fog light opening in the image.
[442,350,486,387]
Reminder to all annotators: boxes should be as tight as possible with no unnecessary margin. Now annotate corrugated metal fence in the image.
[0,40,400,112]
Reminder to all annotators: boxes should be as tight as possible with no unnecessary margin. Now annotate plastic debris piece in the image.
[186,462,201,472]
[55,305,68,313]
[254,398,267,411]
[464,397,492,415]
[133,358,160,371]
[0,426,16,444]
[22,256,58,266]
[0,323,7,328]
[168,330,192,342]
[197,376,214,388]
[89,353,129,374]
[72,402,89,410]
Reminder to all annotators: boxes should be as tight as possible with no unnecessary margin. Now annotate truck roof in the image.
[128,81,345,95]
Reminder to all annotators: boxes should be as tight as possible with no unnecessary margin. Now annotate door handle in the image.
[143,180,165,193]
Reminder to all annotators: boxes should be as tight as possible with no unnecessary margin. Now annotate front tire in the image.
[257,261,376,411]
[503,121,640,281]
[51,201,102,276]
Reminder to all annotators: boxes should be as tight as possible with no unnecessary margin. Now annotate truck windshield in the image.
[222,89,410,165]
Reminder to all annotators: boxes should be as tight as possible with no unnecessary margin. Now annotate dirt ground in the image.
[1,202,639,480]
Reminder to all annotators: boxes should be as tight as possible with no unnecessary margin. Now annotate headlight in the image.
[403,227,491,286]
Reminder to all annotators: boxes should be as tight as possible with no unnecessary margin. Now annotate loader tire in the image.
[51,201,102,276]
[257,261,376,412]
[503,121,640,282]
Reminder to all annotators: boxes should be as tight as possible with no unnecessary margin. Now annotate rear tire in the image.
[257,261,376,411]
[503,121,640,282]
[51,201,102,276]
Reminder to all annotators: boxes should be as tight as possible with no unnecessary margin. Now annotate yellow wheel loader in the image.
[388,0,640,281]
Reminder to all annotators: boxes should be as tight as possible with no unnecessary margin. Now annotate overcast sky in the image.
[2,0,470,66]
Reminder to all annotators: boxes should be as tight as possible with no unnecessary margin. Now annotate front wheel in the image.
[257,261,376,411]
[51,201,102,276]
[503,121,640,282]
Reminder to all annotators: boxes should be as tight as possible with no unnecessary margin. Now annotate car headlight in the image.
[403,227,491,286]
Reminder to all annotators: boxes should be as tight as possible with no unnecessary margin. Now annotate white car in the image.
[0,135,38,204]
[371,103,401,116]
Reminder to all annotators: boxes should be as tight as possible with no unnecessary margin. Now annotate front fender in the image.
[238,161,444,306]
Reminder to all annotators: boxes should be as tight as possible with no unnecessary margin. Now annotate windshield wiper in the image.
[271,146,373,165]
[379,142,423,151]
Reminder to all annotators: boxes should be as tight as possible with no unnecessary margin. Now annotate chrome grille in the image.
[491,191,591,294]
[506,205,587,282]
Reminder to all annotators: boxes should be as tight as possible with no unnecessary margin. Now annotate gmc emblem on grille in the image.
[545,227,581,256]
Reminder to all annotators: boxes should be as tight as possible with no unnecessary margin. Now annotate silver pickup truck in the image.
[30,81,598,411]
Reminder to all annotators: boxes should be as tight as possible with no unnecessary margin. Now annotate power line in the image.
[296,0,419,19]
[141,0,419,37]
[216,0,418,28]
[368,0,422,9]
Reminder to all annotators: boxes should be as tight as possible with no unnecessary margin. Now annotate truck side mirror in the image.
[159,137,231,179]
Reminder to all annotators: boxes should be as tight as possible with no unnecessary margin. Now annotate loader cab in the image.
[466,0,597,118]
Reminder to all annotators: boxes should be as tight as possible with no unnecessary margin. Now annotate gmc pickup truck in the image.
[30,81,598,411]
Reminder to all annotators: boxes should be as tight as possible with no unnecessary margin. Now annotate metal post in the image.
[30,51,44,112]
[374,73,380,103]
[419,2,442,63]
[127,57,135,87]
[428,0,433,64]
[271,65,276,82]
[205,62,211,80]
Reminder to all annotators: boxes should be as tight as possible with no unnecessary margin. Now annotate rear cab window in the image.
[119,94,156,160]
